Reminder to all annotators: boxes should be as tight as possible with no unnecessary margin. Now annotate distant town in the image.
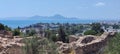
[19,21,120,36]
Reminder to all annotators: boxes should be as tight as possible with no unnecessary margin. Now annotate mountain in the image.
[0,14,78,20]
[29,14,76,20]
[0,14,119,28]
[0,14,82,28]
[0,14,120,21]
[48,14,66,19]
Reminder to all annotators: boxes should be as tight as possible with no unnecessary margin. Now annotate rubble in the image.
[0,37,25,54]
[0,30,13,38]
[57,32,116,54]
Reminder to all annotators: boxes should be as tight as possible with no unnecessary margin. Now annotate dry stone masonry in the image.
[57,32,116,54]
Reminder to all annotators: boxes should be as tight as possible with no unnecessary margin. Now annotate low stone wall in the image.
[57,32,116,54]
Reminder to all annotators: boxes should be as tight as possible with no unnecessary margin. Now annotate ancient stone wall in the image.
[57,32,116,54]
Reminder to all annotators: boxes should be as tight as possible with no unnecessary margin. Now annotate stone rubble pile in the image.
[0,30,24,54]
[0,37,25,54]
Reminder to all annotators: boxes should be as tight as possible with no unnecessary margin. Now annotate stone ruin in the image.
[57,32,116,54]
[0,30,13,38]
[0,30,116,54]
[0,36,25,54]
[0,30,24,54]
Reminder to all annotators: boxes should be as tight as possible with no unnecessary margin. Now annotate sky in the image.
[0,0,120,20]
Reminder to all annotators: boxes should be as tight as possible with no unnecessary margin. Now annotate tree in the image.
[84,30,97,35]
[112,24,120,29]
[50,34,58,42]
[44,29,58,42]
[91,23,101,32]
[17,26,21,29]
[0,23,5,30]
[28,29,36,36]
[5,25,11,31]
[0,23,12,31]
[91,23,104,34]
[44,29,52,39]
[13,29,21,36]
[58,25,68,43]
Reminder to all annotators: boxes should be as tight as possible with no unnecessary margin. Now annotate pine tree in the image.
[58,25,67,43]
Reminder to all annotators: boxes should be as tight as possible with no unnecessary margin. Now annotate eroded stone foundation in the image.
[57,32,116,54]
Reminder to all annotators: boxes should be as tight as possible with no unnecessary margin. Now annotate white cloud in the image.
[95,2,105,7]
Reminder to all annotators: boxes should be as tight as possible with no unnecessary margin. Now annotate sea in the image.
[0,19,100,28]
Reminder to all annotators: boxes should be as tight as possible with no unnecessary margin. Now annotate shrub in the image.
[0,23,5,30]
[25,29,36,36]
[84,30,97,35]
[28,30,36,36]
[91,23,104,34]
[5,25,11,31]
[13,29,21,36]
[50,34,58,42]
[23,36,58,54]
[104,33,120,54]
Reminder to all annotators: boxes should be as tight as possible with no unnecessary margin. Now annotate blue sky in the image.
[0,0,120,20]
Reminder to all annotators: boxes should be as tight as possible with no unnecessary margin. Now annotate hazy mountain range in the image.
[0,14,119,21]
[0,14,119,28]
[0,14,79,20]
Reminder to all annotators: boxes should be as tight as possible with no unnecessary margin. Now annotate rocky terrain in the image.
[0,30,24,54]
[57,32,116,54]
[0,30,116,54]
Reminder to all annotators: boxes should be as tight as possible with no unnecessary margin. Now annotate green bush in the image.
[50,34,58,42]
[91,23,104,34]
[28,30,36,36]
[84,30,97,35]
[104,33,120,54]
[0,23,5,30]
[13,29,21,36]
[0,23,12,31]
[25,29,36,36]
[23,36,58,54]
[5,25,11,31]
